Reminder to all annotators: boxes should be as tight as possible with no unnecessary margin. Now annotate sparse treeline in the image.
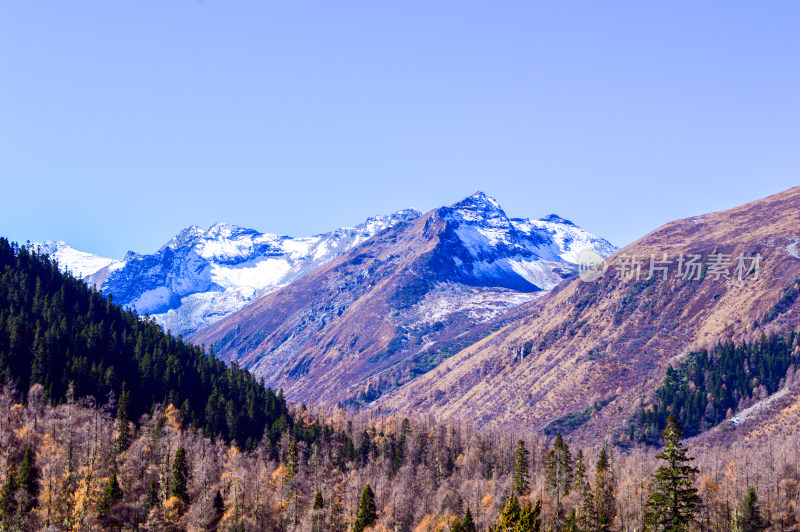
[1,387,799,531]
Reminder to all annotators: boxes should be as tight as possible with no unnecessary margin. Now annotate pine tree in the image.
[171,447,190,505]
[461,506,477,532]
[312,488,324,510]
[285,439,299,484]
[580,481,597,532]
[519,499,542,532]
[565,507,578,532]
[595,446,616,531]
[353,484,377,532]
[16,446,37,511]
[497,494,521,530]
[311,487,326,532]
[213,489,224,512]
[213,489,224,516]
[514,439,531,496]
[144,478,158,510]
[574,450,587,494]
[734,487,768,532]
[546,433,574,524]
[0,468,18,520]
[392,418,410,474]
[115,385,131,454]
[97,470,124,517]
[643,415,701,531]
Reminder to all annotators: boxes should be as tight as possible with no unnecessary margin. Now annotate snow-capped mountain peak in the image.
[38,196,615,337]
[448,191,508,223]
[434,194,616,292]
[81,209,423,335]
[538,213,576,226]
[27,240,121,279]
[161,225,205,251]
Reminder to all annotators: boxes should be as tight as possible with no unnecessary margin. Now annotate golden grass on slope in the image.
[378,186,800,443]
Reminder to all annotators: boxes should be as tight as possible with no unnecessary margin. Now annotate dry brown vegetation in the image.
[378,186,800,442]
[189,212,543,409]
[2,382,800,531]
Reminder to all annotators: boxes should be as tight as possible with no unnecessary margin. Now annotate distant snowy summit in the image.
[80,209,419,335]
[27,240,121,279]
[32,193,616,336]
[433,191,617,291]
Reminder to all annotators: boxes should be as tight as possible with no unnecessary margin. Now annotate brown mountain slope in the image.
[188,193,615,406]
[376,186,800,442]
[189,212,446,404]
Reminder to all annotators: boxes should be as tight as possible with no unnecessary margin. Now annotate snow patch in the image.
[27,240,121,279]
[786,239,800,259]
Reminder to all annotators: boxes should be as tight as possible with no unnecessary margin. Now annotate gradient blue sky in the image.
[2,2,799,258]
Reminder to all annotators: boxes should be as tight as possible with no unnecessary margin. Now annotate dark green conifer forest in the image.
[634,331,799,441]
[0,238,289,449]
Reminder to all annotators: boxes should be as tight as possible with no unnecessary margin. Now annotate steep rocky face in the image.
[189,192,616,406]
[432,192,616,291]
[376,186,800,443]
[84,210,421,335]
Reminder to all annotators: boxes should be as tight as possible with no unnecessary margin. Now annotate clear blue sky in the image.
[2,2,798,258]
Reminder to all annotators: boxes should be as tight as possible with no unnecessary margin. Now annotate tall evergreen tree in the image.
[312,488,324,510]
[644,416,701,531]
[496,494,522,531]
[171,447,190,505]
[519,499,542,532]
[353,484,377,532]
[311,487,326,532]
[212,489,225,525]
[144,478,158,510]
[595,446,616,532]
[461,506,477,532]
[97,470,124,517]
[514,439,531,496]
[392,418,410,475]
[733,487,768,532]
[115,385,131,454]
[16,446,37,512]
[212,489,224,512]
[565,507,578,532]
[574,449,587,494]
[580,482,597,532]
[546,433,574,524]
[285,439,299,484]
[0,468,18,520]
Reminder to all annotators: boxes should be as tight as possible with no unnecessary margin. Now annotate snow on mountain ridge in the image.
[84,208,423,335]
[27,240,121,279]
[37,195,616,337]
[437,193,616,291]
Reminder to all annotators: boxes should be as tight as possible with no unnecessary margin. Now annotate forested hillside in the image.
[1,386,798,531]
[634,331,800,442]
[0,238,289,448]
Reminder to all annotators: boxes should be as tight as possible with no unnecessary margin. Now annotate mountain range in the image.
[189,192,615,406]
[35,192,616,406]
[33,187,800,445]
[37,192,614,337]
[35,209,421,335]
